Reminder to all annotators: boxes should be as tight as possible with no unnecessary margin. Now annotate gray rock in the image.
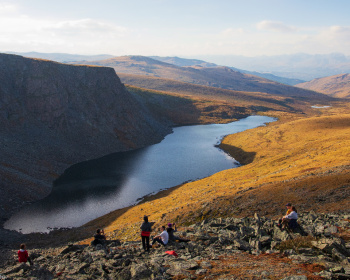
[233,239,251,251]
[115,267,132,280]
[280,276,307,280]
[170,260,199,271]
[130,263,152,279]
[28,266,54,280]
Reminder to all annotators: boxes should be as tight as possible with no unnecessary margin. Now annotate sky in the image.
[1,0,350,57]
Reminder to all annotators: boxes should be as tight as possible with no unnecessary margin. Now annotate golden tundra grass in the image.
[80,105,350,243]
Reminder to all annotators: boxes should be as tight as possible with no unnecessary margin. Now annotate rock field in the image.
[1,211,350,279]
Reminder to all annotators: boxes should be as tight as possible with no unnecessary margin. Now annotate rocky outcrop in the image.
[1,212,350,279]
[0,53,171,220]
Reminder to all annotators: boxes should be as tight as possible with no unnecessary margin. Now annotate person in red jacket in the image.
[18,243,33,265]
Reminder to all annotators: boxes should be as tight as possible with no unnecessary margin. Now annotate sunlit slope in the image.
[121,74,307,114]
[74,55,333,101]
[82,112,350,241]
[296,73,350,99]
[126,85,253,124]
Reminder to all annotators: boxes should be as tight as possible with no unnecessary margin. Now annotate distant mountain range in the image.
[296,73,350,99]
[73,55,331,102]
[9,51,350,83]
[194,53,350,81]
[7,52,303,85]
[150,56,304,85]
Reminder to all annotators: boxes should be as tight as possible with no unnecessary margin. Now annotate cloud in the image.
[327,25,350,39]
[47,19,128,38]
[0,3,17,14]
[256,20,297,33]
[220,28,245,36]
[0,13,130,54]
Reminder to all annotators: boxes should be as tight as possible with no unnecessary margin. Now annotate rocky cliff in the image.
[0,53,171,220]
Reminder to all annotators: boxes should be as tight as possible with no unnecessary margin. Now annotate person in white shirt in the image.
[152,226,169,246]
[282,206,298,229]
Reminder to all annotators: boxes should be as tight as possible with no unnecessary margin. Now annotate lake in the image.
[5,115,275,233]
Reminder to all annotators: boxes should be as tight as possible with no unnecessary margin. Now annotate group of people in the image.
[140,215,189,252]
[17,203,299,265]
[278,202,298,230]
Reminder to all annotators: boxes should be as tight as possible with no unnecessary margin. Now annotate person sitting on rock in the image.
[91,228,107,246]
[140,215,152,252]
[18,243,33,265]
[282,206,298,230]
[152,225,169,246]
[167,223,189,243]
[277,203,293,228]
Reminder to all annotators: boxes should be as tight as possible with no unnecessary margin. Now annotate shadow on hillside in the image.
[128,86,252,125]
[220,144,256,165]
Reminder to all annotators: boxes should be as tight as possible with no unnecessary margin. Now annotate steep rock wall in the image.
[0,53,171,219]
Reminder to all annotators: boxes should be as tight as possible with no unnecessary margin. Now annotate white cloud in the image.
[220,28,245,36]
[47,19,128,38]
[0,12,130,54]
[0,3,17,14]
[0,3,349,57]
[256,20,297,33]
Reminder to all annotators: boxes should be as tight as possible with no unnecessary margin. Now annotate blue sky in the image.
[1,0,349,57]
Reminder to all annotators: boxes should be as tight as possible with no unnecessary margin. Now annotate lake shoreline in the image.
[0,115,274,255]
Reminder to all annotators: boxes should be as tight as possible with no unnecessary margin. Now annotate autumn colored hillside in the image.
[74,55,332,101]
[296,73,350,98]
[76,104,349,243]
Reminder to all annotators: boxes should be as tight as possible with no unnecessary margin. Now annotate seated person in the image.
[152,226,168,246]
[277,203,292,228]
[282,206,298,229]
[91,228,107,246]
[167,223,189,242]
[18,243,33,265]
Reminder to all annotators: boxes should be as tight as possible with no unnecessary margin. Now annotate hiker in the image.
[91,228,107,246]
[282,206,298,229]
[277,203,293,228]
[167,223,189,243]
[18,243,33,265]
[140,215,152,252]
[152,225,169,246]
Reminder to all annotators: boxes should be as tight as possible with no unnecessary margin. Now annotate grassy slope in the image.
[121,74,306,115]
[296,73,350,99]
[77,103,349,244]
[126,85,253,125]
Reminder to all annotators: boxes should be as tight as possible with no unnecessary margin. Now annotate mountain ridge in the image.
[150,56,305,85]
[72,55,333,102]
[296,73,350,98]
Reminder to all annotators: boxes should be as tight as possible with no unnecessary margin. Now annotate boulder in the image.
[130,263,152,279]
[280,276,307,280]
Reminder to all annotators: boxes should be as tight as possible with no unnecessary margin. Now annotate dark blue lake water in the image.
[5,115,275,233]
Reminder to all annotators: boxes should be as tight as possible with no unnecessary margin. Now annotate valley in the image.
[0,52,349,279]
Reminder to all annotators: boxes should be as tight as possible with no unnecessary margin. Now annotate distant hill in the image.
[73,55,331,102]
[195,53,350,80]
[150,56,218,67]
[120,73,295,112]
[5,51,114,63]
[150,56,305,85]
[296,73,350,99]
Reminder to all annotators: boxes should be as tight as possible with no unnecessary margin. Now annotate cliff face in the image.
[0,53,171,218]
